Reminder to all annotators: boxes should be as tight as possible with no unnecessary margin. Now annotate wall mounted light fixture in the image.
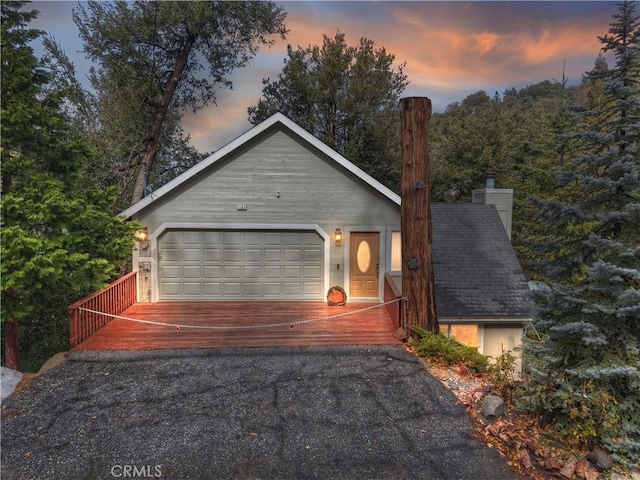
[135,227,150,250]
[335,228,343,247]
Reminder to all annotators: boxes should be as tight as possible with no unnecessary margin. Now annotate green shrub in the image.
[487,350,517,398]
[515,379,620,449]
[412,326,488,374]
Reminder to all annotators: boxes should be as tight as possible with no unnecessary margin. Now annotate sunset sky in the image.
[30,1,618,153]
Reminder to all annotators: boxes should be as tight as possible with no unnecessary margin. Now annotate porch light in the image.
[135,228,149,250]
[335,228,343,247]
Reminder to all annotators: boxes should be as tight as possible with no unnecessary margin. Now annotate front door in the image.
[349,232,380,298]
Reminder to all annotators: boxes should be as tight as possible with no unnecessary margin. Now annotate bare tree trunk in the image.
[400,97,438,335]
[4,318,20,370]
[130,35,195,205]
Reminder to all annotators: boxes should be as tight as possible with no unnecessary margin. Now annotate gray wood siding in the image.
[136,128,399,229]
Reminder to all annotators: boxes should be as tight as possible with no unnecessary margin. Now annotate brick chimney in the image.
[472,174,513,240]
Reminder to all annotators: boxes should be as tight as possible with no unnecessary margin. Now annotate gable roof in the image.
[120,112,400,219]
[432,203,535,320]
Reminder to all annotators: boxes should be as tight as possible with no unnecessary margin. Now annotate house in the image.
[431,202,535,371]
[120,113,534,365]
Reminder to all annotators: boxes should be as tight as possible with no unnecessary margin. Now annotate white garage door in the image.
[159,230,324,300]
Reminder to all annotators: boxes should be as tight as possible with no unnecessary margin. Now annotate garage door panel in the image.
[203,265,221,278]
[303,247,322,262]
[284,249,302,261]
[182,266,201,278]
[243,282,263,296]
[224,265,242,278]
[161,248,181,262]
[203,249,222,261]
[162,282,182,296]
[203,283,222,295]
[162,231,181,244]
[243,266,262,279]
[224,232,242,245]
[303,282,322,295]
[284,265,302,278]
[263,283,283,295]
[203,231,223,244]
[182,282,202,295]
[162,265,181,279]
[283,282,302,295]
[264,233,282,245]
[223,248,242,262]
[223,283,242,295]
[264,266,282,278]
[264,249,282,262]
[182,231,201,244]
[183,248,202,262]
[159,230,324,300]
[284,232,302,244]
[244,232,262,245]
[303,265,322,279]
[244,249,263,262]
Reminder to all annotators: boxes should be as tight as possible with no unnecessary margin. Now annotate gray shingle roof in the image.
[431,203,535,320]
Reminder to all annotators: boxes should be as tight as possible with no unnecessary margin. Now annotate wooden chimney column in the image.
[400,97,439,335]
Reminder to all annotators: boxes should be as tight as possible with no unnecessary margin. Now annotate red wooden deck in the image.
[72,301,401,350]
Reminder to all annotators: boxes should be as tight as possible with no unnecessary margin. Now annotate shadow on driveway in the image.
[1,345,517,479]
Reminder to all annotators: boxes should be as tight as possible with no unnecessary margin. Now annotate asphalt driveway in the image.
[1,346,517,480]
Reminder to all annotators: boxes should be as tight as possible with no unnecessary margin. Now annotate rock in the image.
[518,449,533,470]
[611,472,629,480]
[575,458,600,480]
[1,367,23,402]
[393,327,408,341]
[485,422,501,437]
[429,367,450,381]
[39,351,68,374]
[472,388,489,404]
[525,438,542,454]
[587,448,613,471]
[560,456,578,479]
[544,457,561,471]
[585,469,599,480]
[479,394,505,420]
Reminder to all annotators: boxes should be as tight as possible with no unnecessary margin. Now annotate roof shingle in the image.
[432,203,535,320]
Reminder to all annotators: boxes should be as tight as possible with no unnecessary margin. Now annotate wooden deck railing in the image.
[68,271,137,348]
[384,273,403,328]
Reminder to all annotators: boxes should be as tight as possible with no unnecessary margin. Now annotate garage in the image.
[158,230,324,300]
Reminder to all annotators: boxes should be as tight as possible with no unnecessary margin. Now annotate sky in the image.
[29,1,618,153]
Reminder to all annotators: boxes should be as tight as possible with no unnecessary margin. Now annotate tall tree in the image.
[428,81,587,280]
[523,1,640,465]
[248,32,409,191]
[1,1,136,370]
[73,0,287,206]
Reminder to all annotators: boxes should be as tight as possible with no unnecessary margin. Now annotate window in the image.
[391,231,402,271]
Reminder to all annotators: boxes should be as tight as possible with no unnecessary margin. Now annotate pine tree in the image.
[522,1,640,466]
[248,32,409,192]
[1,2,136,371]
